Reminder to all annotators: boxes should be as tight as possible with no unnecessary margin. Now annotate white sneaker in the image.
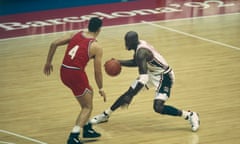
[188,112,200,132]
[90,112,109,124]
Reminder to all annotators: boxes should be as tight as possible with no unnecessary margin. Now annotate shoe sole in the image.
[91,119,108,125]
[81,136,101,141]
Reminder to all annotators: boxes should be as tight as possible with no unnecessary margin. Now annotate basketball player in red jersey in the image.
[90,31,200,132]
[43,17,106,144]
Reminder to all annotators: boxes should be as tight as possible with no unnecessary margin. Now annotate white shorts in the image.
[147,70,175,101]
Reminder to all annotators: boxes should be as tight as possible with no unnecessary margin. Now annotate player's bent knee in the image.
[153,100,165,114]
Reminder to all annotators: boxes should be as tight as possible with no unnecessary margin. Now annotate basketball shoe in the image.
[186,111,200,132]
[89,112,109,124]
[67,133,83,144]
[83,123,101,138]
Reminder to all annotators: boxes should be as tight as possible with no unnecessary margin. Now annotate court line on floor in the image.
[0,141,16,144]
[0,129,47,144]
[141,20,240,51]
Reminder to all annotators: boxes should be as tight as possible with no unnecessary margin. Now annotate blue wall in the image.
[0,0,134,16]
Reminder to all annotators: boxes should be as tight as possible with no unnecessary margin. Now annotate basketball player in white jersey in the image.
[90,31,200,132]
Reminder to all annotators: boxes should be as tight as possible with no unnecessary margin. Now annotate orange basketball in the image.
[104,59,121,76]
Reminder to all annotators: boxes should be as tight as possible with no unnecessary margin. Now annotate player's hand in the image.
[99,89,106,102]
[44,63,53,76]
[111,58,122,66]
[111,58,119,61]
[111,58,119,62]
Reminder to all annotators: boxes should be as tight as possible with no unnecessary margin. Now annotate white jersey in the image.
[136,40,170,74]
[136,40,175,89]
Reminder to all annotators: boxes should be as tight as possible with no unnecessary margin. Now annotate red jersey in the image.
[62,31,95,70]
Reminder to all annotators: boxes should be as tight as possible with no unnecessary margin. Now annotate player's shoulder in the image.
[89,41,102,57]
[91,41,101,49]
[136,45,153,60]
[137,45,151,55]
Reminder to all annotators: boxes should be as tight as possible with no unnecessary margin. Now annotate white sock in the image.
[104,108,113,116]
[72,125,81,133]
[182,110,190,119]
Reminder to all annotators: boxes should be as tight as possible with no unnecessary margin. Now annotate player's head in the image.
[124,31,139,51]
[88,17,102,33]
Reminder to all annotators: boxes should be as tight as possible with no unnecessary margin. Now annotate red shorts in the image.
[60,66,92,97]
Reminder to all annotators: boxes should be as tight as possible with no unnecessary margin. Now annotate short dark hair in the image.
[88,17,102,32]
[125,31,138,42]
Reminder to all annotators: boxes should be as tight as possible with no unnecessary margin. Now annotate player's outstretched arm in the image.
[118,59,137,67]
[43,33,74,76]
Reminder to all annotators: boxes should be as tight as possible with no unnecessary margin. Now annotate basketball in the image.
[104,59,121,76]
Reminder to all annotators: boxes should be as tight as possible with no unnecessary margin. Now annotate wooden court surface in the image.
[0,13,240,144]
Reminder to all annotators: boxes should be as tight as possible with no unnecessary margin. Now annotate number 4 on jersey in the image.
[68,45,79,59]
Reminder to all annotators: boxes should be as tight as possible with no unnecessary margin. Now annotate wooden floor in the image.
[0,13,240,144]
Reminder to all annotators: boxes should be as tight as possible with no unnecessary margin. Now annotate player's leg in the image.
[67,90,92,144]
[153,99,182,116]
[75,91,101,138]
[67,91,101,144]
[153,99,200,132]
[89,87,135,124]
[152,71,182,115]
[60,68,84,144]
[90,79,144,124]
[68,90,101,144]
[61,69,100,144]
[153,71,200,131]
[75,91,93,127]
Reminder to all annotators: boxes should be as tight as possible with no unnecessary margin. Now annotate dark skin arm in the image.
[135,48,153,74]
[118,59,137,67]
[118,48,153,68]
